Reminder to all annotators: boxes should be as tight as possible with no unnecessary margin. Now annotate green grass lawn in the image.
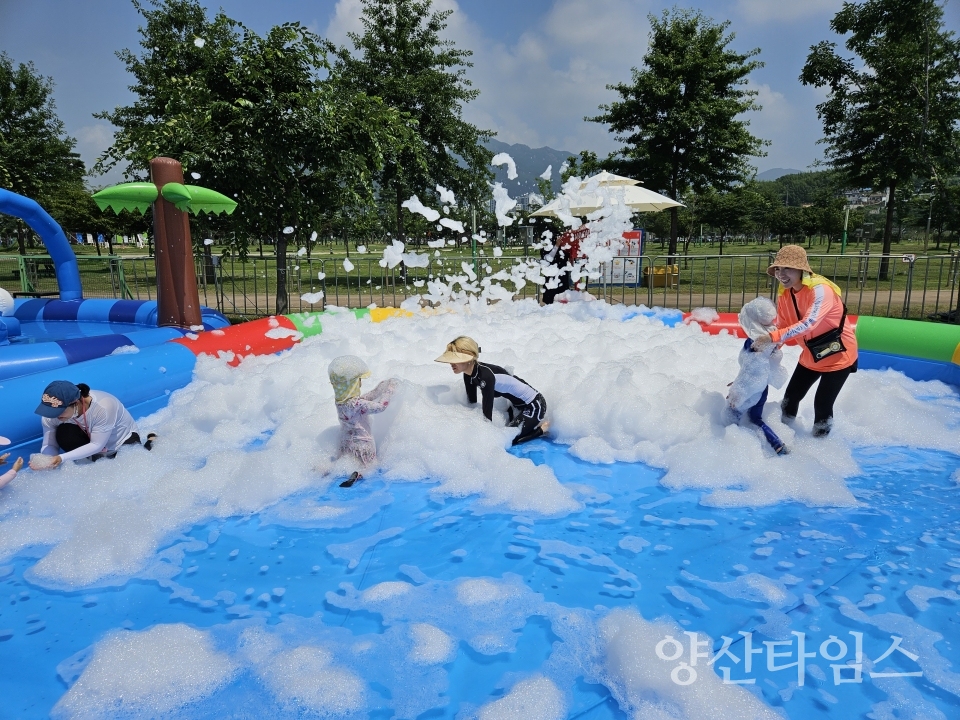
[2,236,956,321]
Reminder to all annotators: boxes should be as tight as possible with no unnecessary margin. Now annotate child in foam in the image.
[30,381,155,470]
[329,356,397,485]
[724,298,789,455]
[0,437,24,490]
[435,336,549,446]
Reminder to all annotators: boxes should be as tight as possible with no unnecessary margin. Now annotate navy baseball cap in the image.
[35,381,81,418]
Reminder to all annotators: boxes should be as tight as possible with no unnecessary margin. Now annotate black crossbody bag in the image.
[791,290,847,363]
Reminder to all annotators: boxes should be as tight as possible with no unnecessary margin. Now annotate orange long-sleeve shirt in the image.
[770,281,858,371]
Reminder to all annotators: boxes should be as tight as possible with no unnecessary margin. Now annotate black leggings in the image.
[55,424,150,461]
[507,394,547,445]
[781,360,858,424]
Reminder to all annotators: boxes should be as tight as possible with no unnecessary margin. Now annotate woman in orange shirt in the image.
[753,245,858,437]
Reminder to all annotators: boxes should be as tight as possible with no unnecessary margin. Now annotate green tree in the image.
[699,184,769,254]
[559,150,605,184]
[97,0,414,313]
[0,52,85,253]
[801,0,960,278]
[769,206,804,246]
[590,9,768,257]
[335,0,493,241]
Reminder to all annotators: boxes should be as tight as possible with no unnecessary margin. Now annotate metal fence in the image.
[197,254,542,320]
[0,254,159,301]
[3,251,958,323]
[595,252,960,323]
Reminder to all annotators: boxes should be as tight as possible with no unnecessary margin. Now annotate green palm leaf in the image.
[182,185,237,215]
[92,182,159,214]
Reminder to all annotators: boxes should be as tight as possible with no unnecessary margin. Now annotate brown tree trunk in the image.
[668,206,678,260]
[94,234,102,256]
[16,223,25,255]
[150,157,202,328]
[879,180,897,281]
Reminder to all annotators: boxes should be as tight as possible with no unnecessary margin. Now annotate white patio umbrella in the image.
[530,172,683,217]
[576,170,640,187]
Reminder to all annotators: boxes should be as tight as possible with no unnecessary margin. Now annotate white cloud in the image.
[73,123,129,182]
[735,0,842,24]
[326,0,653,157]
[324,0,826,173]
[74,124,113,162]
[325,0,365,46]
[742,82,825,171]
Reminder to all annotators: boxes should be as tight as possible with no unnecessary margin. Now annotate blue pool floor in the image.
[2,441,960,718]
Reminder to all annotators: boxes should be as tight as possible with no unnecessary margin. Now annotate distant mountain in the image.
[484,139,575,196]
[756,168,804,181]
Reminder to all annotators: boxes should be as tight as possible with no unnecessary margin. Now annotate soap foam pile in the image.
[0,301,957,594]
[392,171,639,307]
[51,574,780,720]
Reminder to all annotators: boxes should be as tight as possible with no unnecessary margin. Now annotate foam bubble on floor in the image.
[257,644,365,716]
[52,624,236,719]
[598,607,782,720]
[0,300,957,591]
[476,674,566,720]
[408,623,456,665]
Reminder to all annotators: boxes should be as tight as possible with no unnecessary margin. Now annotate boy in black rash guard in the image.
[435,336,549,445]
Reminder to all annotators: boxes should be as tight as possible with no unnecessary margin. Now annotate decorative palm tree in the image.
[92,157,236,329]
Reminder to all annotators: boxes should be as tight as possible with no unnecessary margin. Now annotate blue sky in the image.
[2,0,957,183]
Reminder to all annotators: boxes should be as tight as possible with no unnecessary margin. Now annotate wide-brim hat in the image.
[434,350,476,364]
[767,245,813,276]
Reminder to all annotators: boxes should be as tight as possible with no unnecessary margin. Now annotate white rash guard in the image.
[41,390,139,461]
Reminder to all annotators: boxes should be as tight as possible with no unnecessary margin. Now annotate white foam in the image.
[476,675,565,720]
[1,300,957,591]
[687,306,719,325]
[408,622,456,665]
[52,624,236,719]
[490,152,518,180]
[618,535,651,554]
[401,194,440,222]
[906,585,960,612]
[456,577,521,606]
[598,607,781,720]
[261,644,364,714]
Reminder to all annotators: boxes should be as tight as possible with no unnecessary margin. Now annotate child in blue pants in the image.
[725,298,789,455]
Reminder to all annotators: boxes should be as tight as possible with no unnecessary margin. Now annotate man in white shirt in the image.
[31,380,153,469]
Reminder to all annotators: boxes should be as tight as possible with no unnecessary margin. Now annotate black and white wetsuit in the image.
[464,362,547,445]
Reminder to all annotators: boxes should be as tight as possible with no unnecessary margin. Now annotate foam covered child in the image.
[0,436,24,490]
[328,356,397,474]
[725,297,789,455]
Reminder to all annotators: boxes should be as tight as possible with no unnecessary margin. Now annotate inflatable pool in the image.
[0,186,228,455]
[1,301,959,719]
